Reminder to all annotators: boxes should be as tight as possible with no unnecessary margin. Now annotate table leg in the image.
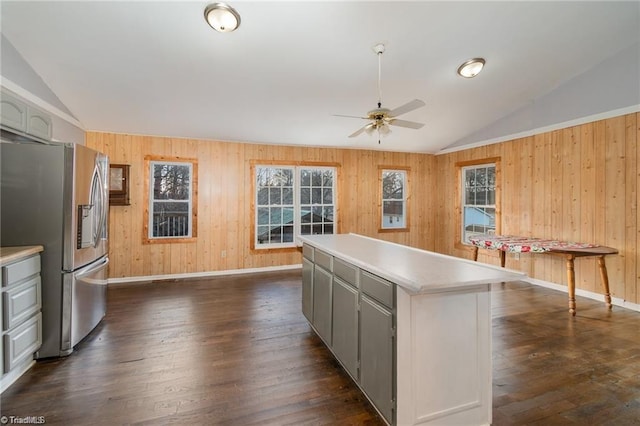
[500,251,506,268]
[597,256,613,310]
[565,255,576,316]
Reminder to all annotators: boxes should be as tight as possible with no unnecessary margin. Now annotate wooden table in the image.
[469,235,618,315]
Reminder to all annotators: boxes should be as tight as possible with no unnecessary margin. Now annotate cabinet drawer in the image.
[360,271,394,308]
[315,249,333,272]
[334,258,358,288]
[2,255,41,287]
[4,312,42,373]
[3,276,41,331]
[302,244,314,261]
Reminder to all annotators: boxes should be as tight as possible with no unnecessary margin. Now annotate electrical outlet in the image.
[221,250,227,258]
[513,252,520,260]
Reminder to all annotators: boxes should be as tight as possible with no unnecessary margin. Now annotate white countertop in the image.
[298,234,525,294]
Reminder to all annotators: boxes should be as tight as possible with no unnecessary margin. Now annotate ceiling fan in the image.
[335,43,426,143]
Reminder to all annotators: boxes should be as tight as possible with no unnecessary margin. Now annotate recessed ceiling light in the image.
[204,3,241,33]
[457,58,486,78]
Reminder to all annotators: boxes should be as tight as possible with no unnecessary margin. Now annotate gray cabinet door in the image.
[302,257,314,322]
[312,265,332,345]
[332,278,359,379]
[0,89,27,133]
[360,295,394,424]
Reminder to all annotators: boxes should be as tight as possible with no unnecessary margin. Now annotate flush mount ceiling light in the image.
[204,3,241,33]
[457,58,486,78]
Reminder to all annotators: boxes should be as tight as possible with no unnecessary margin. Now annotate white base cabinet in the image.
[0,246,44,393]
[300,234,524,426]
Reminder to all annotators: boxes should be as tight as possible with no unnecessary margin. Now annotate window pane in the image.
[322,171,333,186]
[323,188,333,204]
[311,188,322,204]
[382,171,404,200]
[487,188,495,205]
[270,207,282,225]
[256,226,270,244]
[153,164,190,200]
[301,208,311,223]
[476,189,487,205]
[282,207,294,226]
[269,229,281,244]
[312,205,323,221]
[282,226,294,243]
[300,224,311,235]
[311,170,322,186]
[257,207,269,225]
[152,202,189,237]
[257,188,269,205]
[476,168,486,189]
[269,187,281,205]
[323,224,334,234]
[282,187,293,204]
[300,188,310,204]
[383,201,404,228]
[323,206,334,222]
[300,170,310,186]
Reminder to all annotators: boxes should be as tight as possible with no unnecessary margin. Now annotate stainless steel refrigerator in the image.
[1,133,109,358]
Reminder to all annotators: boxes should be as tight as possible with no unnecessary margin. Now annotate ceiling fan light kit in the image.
[204,2,241,33]
[335,43,426,144]
[457,58,485,78]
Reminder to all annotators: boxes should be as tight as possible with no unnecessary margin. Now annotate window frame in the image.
[378,166,410,232]
[455,158,500,249]
[143,155,198,244]
[251,161,339,251]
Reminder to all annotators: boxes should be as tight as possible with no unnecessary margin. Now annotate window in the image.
[380,168,408,230]
[255,164,336,249]
[461,163,496,244]
[145,156,197,242]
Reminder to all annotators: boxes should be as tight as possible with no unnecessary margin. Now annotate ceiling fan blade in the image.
[349,124,370,138]
[388,118,425,129]
[333,114,369,120]
[388,99,426,117]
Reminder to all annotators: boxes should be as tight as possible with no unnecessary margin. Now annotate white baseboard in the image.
[107,264,302,285]
[525,277,640,313]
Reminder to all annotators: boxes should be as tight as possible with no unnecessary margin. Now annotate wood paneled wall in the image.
[88,112,638,305]
[86,133,436,278]
[434,113,639,305]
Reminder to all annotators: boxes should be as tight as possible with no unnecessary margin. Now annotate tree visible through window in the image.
[255,164,336,249]
[461,164,496,243]
[146,157,197,241]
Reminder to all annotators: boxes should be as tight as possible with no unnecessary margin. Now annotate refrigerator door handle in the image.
[74,256,110,282]
[92,164,107,249]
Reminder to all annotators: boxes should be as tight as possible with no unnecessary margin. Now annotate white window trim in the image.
[254,165,337,249]
[148,160,194,240]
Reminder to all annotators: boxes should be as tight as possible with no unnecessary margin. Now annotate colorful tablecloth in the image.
[468,234,599,253]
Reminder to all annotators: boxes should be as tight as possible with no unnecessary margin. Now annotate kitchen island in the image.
[298,234,524,426]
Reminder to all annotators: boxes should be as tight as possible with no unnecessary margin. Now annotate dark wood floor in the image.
[1,271,639,425]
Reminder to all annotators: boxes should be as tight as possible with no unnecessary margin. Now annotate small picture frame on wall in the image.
[109,164,130,206]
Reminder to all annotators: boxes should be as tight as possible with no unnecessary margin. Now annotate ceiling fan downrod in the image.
[374,43,385,109]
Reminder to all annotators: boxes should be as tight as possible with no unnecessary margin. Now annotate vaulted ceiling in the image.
[1,1,638,153]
